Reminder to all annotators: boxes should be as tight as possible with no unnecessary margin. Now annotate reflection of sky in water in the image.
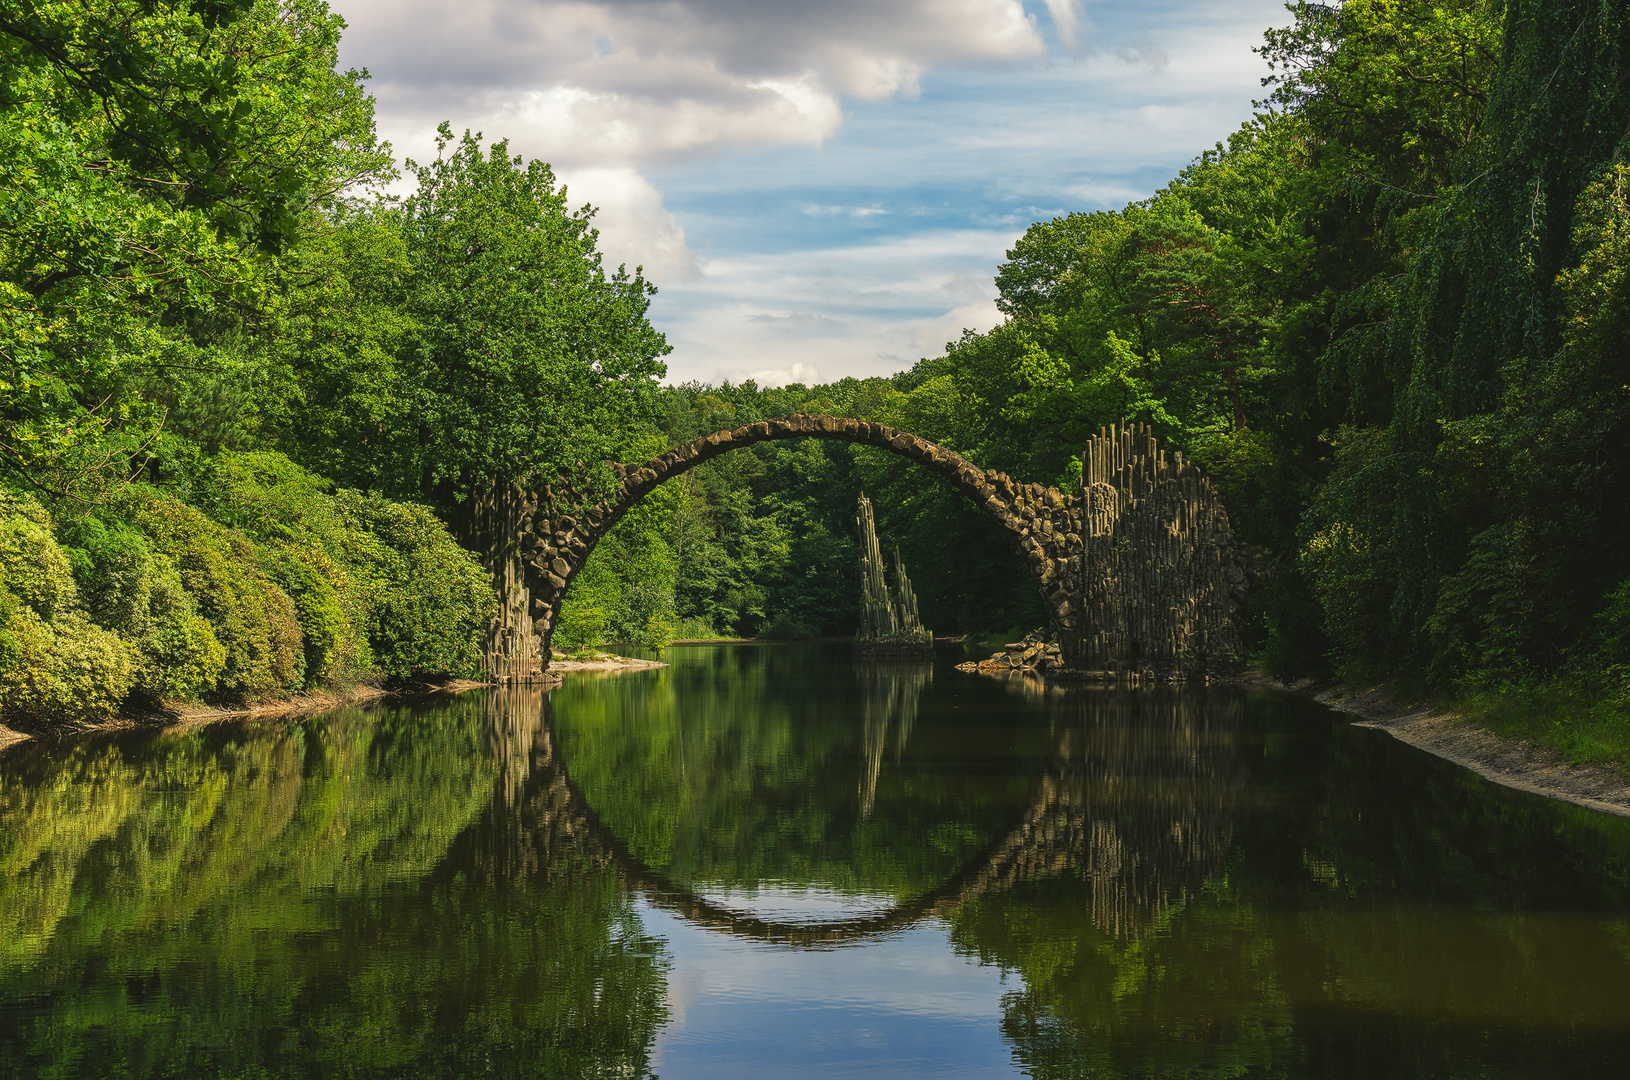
[684,881,900,926]
[644,898,1019,1078]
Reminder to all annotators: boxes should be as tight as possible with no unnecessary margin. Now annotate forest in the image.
[1,0,1627,760]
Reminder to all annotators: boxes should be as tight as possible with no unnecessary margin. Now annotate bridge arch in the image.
[469,414,1254,679]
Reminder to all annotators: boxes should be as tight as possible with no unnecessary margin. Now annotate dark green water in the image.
[4,642,1630,1078]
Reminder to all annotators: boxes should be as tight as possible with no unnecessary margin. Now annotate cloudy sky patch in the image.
[336,0,1287,383]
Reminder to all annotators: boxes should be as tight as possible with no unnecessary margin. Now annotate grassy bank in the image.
[1317,662,1630,777]
[1455,678,1630,773]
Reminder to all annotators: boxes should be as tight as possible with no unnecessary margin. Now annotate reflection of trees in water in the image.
[0,695,668,1080]
[538,679,1247,948]
[466,685,587,885]
[460,686,645,892]
[941,689,1267,1079]
[1050,689,1248,937]
[856,661,931,818]
[0,704,499,975]
[551,653,1036,903]
[957,693,1630,1080]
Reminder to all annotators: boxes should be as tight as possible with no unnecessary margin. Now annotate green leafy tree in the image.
[281,125,669,502]
[0,0,391,497]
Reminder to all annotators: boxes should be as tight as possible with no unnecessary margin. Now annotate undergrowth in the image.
[1456,677,1630,774]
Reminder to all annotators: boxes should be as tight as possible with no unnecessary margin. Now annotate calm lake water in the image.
[4,642,1630,1078]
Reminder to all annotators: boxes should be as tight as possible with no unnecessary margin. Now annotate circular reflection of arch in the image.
[465,685,1248,947]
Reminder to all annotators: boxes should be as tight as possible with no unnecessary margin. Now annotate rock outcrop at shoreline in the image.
[956,630,1065,675]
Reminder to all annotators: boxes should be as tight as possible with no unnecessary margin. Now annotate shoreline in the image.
[948,661,1630,819]
[14,648,1623,822]
[0,656,668,749]
[545,654,666,673]
[1287,678,1630,818]
[0,682,479,748]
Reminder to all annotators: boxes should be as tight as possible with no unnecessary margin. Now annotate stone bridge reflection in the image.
[465,682,1251,946]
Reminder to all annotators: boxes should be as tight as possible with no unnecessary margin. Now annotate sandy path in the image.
[1308,683,1630,818]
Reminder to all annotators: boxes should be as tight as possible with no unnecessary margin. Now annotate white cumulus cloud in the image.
[335,0,1284,383]
[555,166,699,281]
[337,0,1084,337]
[342,0,1065,170]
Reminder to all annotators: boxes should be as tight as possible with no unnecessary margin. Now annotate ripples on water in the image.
[3,642,1630,1078]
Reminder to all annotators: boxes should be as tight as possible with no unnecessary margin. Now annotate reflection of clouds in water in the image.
[687,882,900,926]
[646,902,1017,1079]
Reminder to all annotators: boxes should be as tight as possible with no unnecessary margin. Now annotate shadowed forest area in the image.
[2,0,1628,762]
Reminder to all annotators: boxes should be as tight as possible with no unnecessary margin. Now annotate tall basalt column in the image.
[857,494,898,640]
[855,493,932,657]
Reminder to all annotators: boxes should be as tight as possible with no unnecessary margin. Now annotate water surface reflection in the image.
[2,643,1629,1078]
[0,693,668,1079]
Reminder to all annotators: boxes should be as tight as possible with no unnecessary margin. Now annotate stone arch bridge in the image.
[468,414,1263,680]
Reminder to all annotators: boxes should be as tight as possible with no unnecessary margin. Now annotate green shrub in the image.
[331,491,491,678]
[174,450,495,681]
[59,512,228,702]
[759,612,818,640]
[184,450,343,543]
[0,592,18,676]
[171,451,395,687]
[139,604,228,700]
[0,492,135,721]
[669,615,725,641]
[0,492,77,620]
[2,448,495,716]
[554,600,610,652]
[113,487,304,700]
[260,546,358,688]
[0,606,135,722]
[64,516,153,636]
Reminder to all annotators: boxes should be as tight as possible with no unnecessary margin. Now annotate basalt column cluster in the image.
[855,494,933,658]
[461,480,548,683]
[1071,423,1262,679]
[462,476,607,682]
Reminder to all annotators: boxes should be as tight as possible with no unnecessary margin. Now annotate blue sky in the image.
[336,0,1288,385]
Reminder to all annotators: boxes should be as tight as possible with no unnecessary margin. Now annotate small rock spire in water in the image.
[855,494,932,657]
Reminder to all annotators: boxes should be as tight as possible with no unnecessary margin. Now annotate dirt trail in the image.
[1306,682,1630,818]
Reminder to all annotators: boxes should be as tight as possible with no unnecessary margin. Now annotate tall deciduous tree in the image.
[0,0,391,497]
[273,126,670,674]
[284,125,669,502]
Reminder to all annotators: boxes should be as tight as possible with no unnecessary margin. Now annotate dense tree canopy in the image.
[273,125,670,503]
[0,0,390,498]
[2,0,1627,729]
